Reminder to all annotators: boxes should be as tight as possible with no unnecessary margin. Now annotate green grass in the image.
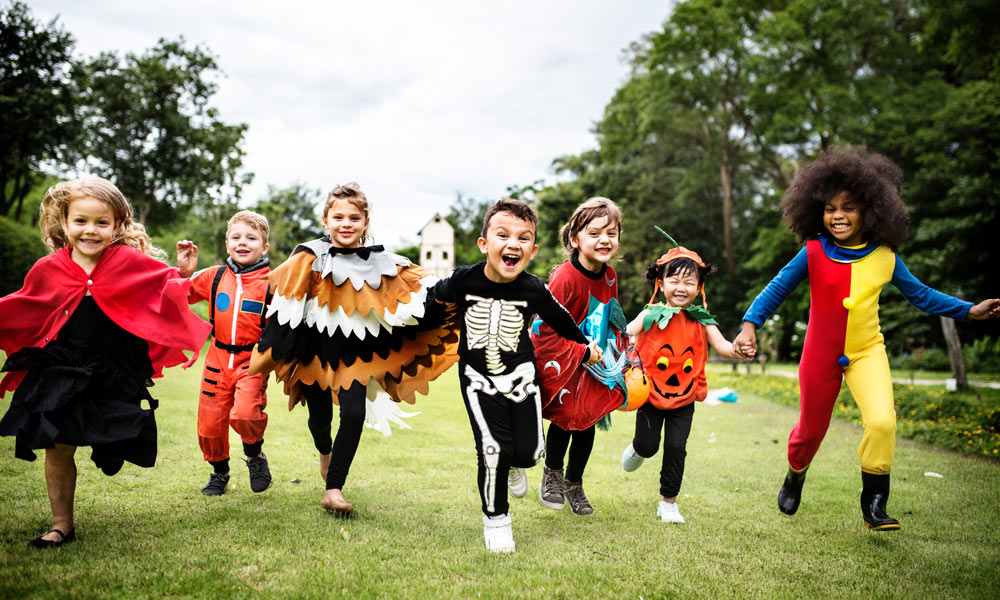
[707,361,1000,384]
[2,363,999,598]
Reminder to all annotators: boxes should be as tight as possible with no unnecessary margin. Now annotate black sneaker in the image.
[246,454,272,493]
[539,467,565,510]
[563,481,594,516]
[201,472,230,496]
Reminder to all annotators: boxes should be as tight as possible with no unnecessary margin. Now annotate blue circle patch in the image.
[216,292,231,312]
[837,355,850,368]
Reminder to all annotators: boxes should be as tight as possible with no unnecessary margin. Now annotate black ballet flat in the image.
[28,528,76,549]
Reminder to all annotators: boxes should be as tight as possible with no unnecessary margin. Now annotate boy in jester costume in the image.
[734,147,1000,530]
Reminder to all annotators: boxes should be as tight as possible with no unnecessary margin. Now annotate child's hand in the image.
[176,240,198,278]
[968,298,1000,320]
[733,322,757,358]
[584,341,603,366]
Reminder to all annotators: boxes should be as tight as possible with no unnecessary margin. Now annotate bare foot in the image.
[319,452,331,483]
[321,488,354,517]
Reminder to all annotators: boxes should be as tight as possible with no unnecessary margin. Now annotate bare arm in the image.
[626,310,648,337]
[706,324,745,359]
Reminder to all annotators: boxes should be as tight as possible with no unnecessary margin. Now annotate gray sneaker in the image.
[539,467,565,510]
[563,480,594,516]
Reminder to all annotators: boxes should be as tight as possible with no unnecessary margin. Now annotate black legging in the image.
[544,423,595,483]
[303,380,367,491]
[632,401,695,499]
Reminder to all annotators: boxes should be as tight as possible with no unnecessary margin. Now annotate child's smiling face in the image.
[65,196,118,269]
[660,266,700,308]
[226,221,269,267]
[571,214,619,272]
[824,191,863,246]
[477,211,538,283]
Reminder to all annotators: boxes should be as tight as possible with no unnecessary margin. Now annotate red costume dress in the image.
[0,245,211,474]
[531,259,628,431]
[188,259,270,463]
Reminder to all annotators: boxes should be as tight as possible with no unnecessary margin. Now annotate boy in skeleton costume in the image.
[433,199,602,553]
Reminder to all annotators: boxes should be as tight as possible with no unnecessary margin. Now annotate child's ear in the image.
[262,242,270,255]
[477,237,487,254]
[529,244,539,261]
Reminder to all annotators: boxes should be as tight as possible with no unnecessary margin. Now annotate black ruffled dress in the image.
[0,296,157,475]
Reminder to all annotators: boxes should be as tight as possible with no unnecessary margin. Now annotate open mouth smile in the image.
[501,254,520,267]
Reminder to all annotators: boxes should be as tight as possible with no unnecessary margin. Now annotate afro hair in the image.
[780,146,909,251]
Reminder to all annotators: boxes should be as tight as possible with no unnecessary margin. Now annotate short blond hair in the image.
[227,210,270,243]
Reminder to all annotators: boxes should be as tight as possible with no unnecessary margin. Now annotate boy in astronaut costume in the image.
[177,210,273,496]
[432,198,602,553]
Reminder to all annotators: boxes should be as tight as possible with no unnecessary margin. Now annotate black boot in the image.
[860,472,900,531]
[777,465,808,515]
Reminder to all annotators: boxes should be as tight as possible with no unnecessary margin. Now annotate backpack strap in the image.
[209,265,227,327]
[260,286,273,329]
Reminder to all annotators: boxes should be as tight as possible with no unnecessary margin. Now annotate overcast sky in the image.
[28,1,671,248]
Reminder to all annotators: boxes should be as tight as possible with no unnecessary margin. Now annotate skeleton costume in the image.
[433,263,590,517]
[250,240,458,491]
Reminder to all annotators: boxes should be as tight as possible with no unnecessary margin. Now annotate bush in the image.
[713,372,1000,458]
[0,217,46,295]
[890,346,952,371]
[965,336,1000,374]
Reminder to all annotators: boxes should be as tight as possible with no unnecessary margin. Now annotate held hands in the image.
[733,322,757,359]
[968,298,1000,320]
[584,341,603,366]
[176,240,199,278]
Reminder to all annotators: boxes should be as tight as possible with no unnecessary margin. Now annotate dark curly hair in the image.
[780,146,909,250]
[481,198,538,238]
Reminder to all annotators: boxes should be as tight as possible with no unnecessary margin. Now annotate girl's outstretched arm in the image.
[707,324,747,359]
[969,298,1000,320]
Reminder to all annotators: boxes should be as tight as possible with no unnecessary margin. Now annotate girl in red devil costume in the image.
[622,231,748,524]
[734,147,1000,530]
[530,197,629,516]
[0,177,212,548]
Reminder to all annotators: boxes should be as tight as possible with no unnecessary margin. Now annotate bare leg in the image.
[42,443,77,541]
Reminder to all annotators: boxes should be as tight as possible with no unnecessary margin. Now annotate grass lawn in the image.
[2,362,999,599]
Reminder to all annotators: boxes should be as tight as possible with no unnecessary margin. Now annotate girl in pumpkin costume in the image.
[622,233,748,524]
[250,183,458,516]
[734,147,999,530]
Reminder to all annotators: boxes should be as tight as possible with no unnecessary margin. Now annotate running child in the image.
[176,210,273,496]
[530,197,629,516]
[250,182,458,517]
[733,146,1000,530]
[621,232,747,524]
[0,177,211,548]
[432,198,602,553]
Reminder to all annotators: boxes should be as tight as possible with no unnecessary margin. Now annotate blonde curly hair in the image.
[39,177,166,260]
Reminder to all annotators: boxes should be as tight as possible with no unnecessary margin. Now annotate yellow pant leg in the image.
[843,344,895,474]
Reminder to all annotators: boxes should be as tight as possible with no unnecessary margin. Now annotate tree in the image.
[0,1,78,219]
[70,38,251,229]
[444,193,490,267]
[252,183,326,265]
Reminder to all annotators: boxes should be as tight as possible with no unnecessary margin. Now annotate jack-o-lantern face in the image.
[650,344,697,399]
[636,311,708,408]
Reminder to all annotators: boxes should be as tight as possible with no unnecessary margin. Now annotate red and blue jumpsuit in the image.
[188,259,270,463]
[743,236,971,474]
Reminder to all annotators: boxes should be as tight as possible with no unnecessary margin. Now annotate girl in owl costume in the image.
[250,183,458,516]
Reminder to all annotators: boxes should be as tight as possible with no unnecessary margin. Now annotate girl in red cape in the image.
[530,197,629,516]
[0,177,211,548]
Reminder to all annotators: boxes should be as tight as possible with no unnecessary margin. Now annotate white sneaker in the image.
[508,467,528,498]
[622,443,644,472]
[483,514,516,553]
[657,500,685,524]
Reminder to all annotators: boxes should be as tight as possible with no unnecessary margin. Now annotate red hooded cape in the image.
[0,244,212,396]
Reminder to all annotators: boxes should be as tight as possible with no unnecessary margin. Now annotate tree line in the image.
[3,0,997,365]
